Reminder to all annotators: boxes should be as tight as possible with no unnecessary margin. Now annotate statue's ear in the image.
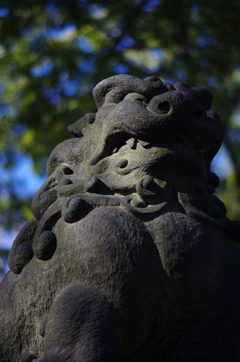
[68,113,96,137]
[46,138,83,176]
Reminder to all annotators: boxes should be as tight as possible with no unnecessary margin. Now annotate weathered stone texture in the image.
[1,74,240,361]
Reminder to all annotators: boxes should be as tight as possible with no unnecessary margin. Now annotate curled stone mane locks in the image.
[1,74,240,362]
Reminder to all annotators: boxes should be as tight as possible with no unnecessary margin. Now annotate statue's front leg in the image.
[40,284,120,362]
[38,205,162,361]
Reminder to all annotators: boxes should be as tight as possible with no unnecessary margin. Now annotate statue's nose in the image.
[147,91,206,120]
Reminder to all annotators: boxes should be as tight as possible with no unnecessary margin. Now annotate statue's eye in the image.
[124,93,146,102]
[104,90,125,105]
[103,91,146,106]
[147,95,172,115]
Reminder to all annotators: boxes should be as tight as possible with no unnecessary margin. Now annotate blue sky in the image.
[0,156,45,251]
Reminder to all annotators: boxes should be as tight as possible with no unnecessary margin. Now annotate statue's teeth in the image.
[138,140,151,148]
[113,147,119,153]
[126,138,137,149]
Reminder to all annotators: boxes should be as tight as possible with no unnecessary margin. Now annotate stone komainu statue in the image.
[0,75,240,362]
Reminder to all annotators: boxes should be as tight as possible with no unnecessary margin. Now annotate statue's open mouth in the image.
[90,130,208,167]
[111,137,168,153]
[112,134,207,154]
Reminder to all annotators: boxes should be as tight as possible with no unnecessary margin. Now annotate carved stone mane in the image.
[1,75,240,362]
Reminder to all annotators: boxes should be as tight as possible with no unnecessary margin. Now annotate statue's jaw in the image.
[87,131,208,180]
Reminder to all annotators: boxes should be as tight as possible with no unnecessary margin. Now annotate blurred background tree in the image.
[0,0,240,260]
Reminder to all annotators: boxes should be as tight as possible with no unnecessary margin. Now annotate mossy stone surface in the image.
[1,74,240,362]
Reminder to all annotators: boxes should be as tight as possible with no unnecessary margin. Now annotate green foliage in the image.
[1,0,240,227]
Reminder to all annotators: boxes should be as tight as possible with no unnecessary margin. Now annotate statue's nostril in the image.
[158,101,171,114]
[61,166,74,175]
